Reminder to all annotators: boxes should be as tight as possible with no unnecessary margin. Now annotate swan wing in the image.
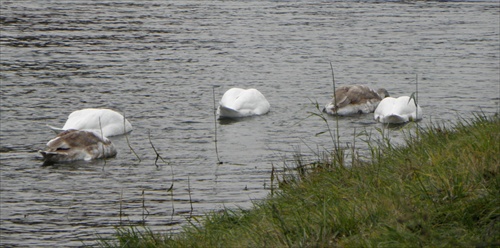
[219,88,245,108]
[392,96,416,115]
[374,96,422,123]
[235,89,270,115]
[219,88,270,117]
[62,109,132,136]
[374,97,396,120]
[392,96,423,121]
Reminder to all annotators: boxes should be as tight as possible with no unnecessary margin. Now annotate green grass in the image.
[98,114,500,247]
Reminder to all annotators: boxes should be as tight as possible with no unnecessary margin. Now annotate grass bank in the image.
[99,114,499,247]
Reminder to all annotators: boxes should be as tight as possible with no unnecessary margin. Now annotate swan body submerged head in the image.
[40,129,117,163]
[217,88,270,119]
[323,85,389,116]
[374,96,423,124]
[50,108,133,137]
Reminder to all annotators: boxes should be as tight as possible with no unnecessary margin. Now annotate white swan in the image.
[323,85,389,116]
[217,88,270,119]
[39,129,117,163]
[49,108,133,137]
[374,96,423,124]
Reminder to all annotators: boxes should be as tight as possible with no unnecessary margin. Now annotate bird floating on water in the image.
[39,129,117,164]
[217,88,270,119]
[323,85,389,116]
[374,96,423,124]
[49,108,133,137]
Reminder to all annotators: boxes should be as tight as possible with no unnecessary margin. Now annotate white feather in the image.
[217,88,270,118]
[374,96,423,124]
[50,108,132,137]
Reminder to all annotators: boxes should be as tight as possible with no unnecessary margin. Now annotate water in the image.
[1,0,498,246]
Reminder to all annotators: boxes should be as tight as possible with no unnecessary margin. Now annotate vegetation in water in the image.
[97,114,499,247]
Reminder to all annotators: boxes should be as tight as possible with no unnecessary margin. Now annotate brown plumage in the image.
[323,85,389,116]
[40,129,117,164]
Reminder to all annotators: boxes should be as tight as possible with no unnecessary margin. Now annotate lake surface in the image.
[1,0,498,246]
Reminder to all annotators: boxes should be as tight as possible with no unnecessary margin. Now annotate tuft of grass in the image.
[98,114,500,247]
[97,225,169,248]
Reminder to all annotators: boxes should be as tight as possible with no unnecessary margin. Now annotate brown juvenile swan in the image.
[323,85,389,116]
[40,129,117,163]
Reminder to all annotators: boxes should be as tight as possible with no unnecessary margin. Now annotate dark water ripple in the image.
[1,0,499,246]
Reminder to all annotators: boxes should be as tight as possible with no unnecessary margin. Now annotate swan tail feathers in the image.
[218,105,244,119]
[47,125,65,134]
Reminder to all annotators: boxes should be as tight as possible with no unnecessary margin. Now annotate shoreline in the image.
[99,114,499,247]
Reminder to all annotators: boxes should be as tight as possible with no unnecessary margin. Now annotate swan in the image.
[49,108,133,137]
[323,85,389,116]
[374,96,423,124]
[39,129,117,163]
[217,88,270,119]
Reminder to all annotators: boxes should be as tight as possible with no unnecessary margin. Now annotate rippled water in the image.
[1,0,499,246]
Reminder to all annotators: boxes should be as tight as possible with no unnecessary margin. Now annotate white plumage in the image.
[217,88,270,119]
[374,96,423,124]
[49,108,133,137]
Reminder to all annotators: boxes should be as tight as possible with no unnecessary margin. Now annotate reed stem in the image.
[188,176,194,217]
[123,112,141,162]
[98,116,107,170]
[212,86,222,164]
[148,129,167,168]
[329,62,340,150]
[119,188,123,226]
